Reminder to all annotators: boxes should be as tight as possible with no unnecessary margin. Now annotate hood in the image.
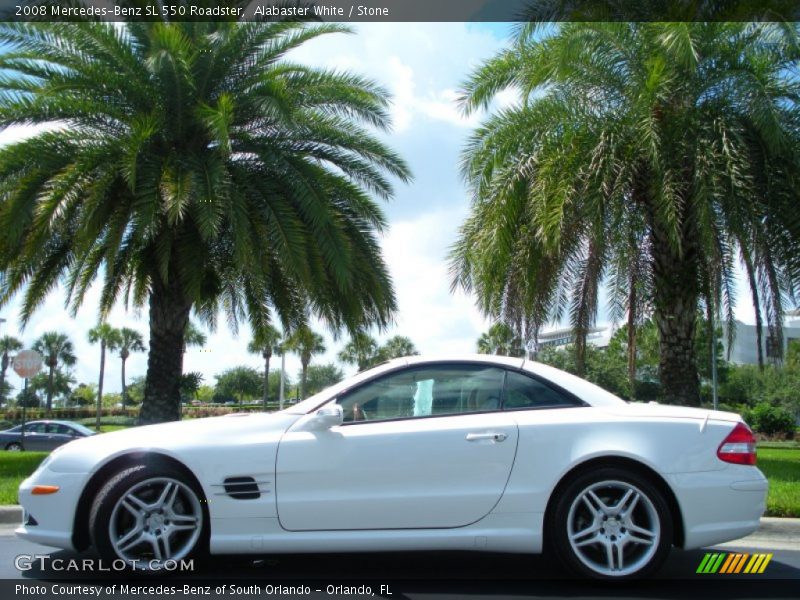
[47,411,300,473]
[602,401,741,423]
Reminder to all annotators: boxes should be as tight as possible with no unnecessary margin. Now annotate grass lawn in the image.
[0,452,47,505]
[758,446,800,517]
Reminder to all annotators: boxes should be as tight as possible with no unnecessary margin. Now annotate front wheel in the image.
[90,464,207,572]
[6,442,22,451]
[550,467,673,579]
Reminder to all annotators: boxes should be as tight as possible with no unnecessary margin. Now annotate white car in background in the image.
[16,355,766,579]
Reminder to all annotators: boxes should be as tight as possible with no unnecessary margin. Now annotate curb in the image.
[0,506,20,525]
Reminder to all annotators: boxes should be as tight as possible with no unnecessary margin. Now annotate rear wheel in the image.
[550,467,672,579]
[90,464,207,572]
[6,442,22,451]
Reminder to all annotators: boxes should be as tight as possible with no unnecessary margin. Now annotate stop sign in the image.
[13,350,43,379]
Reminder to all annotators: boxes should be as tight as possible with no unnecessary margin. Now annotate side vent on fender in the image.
[222,476,261,500]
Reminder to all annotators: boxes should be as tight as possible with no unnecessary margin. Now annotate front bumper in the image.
[670,466,768,549]
[15,469,88,552]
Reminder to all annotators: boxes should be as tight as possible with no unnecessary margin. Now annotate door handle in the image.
[466,432,507,442]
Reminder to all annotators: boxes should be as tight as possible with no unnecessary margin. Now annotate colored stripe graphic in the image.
[698,552,771,574]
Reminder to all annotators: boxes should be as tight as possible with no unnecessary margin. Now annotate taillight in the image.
[717,422,757,465]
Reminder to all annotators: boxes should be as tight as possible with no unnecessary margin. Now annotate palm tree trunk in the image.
[742,253,764,370]
[0,353,7,406]
[139,275,191,425]
[301,361,308,400]
[46,363,55,413]
[96,342,105,431]
[262,353,270,409]
[121,357,127,407]
[649,217,701,407]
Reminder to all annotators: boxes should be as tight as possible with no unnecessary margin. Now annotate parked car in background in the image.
[0,420,96,452]
[17,355,766,579]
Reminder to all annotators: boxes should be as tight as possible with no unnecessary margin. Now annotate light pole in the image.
[279,341,286,410]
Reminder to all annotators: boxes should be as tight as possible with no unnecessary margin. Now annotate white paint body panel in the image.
[16,355,766,557]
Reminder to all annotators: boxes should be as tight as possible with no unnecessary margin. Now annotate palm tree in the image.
[118,328,146,407]
[376,335,419,362]
[451,23,800,405]
[247,324,282,409]
[88,323,121,430]
[338,331,379,371]
[183,321,207,353]
[32,332,77,412]
[0,335,22,405]
[477,322,525,357]
[285,326,326,400]
[0,17,410,424]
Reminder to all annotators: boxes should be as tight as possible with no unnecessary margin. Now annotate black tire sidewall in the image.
[550,466,673,580]
[90,464,208,573]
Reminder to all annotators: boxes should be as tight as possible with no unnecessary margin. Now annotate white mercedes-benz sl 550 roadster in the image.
[17,355,766,579]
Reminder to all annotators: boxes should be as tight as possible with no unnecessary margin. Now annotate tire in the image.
[549,466,673,579]
[6,442,22,451]
[90,464,207,573]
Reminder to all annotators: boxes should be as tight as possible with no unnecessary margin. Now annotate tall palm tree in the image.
[117,328,146,407]
[247,324,282,409]
[285,326,326,400]
[0,335,22,405]
[338,331,379,371]
[32,332,77,412]
[377,335,419,361]
[452,23,800,405]
[88,323,121,430]
[477,322,525,357]
[0,17,410,424]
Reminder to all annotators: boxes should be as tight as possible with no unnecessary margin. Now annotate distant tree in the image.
[195,384,215,404]
[180,372,204,402]
[117,328,145,407]
[376,336,419,362]
[215,367,262,406]
[16,385,40,408]
[285,326,326,400]
[302,363,344,397]
[70,383,97,407]
[477,322,524,357]
[248,324,282,409]
[29,368,75,407]
[126,376,146,406]
[33,331,76,412]
[338,331,379,371]
[0,335,22,405]
[88,323,122,430]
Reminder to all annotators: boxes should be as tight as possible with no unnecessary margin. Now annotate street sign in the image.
[13,349,43,379]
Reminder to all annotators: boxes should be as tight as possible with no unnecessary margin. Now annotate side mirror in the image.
[311,404,344,430]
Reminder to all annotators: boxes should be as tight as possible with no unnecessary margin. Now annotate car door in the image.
[275,363,518,531]
[45,423,76,450]
[21,423,48,451]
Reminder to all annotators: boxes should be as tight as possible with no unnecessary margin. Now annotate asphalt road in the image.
[0,525,797,599]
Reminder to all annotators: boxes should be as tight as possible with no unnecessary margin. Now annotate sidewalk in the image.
[0,505,797,548]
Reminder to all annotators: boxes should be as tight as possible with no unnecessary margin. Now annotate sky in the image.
[0,22,761,397]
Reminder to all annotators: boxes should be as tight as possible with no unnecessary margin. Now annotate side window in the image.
[24,423,46,434]
[337,364,506,423]
[48,423,71,435]
[503,370,580,410]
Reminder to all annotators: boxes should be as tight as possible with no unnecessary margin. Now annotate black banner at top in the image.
[1,0,799,23]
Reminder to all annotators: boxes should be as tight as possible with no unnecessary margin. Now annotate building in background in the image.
[724,309,800,365]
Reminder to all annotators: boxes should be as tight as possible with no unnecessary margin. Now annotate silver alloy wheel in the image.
[6,443,22,451]
[566,479,660,577]
[109,477,202,568]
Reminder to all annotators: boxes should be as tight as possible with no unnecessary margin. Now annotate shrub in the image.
[744,403,796,438]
